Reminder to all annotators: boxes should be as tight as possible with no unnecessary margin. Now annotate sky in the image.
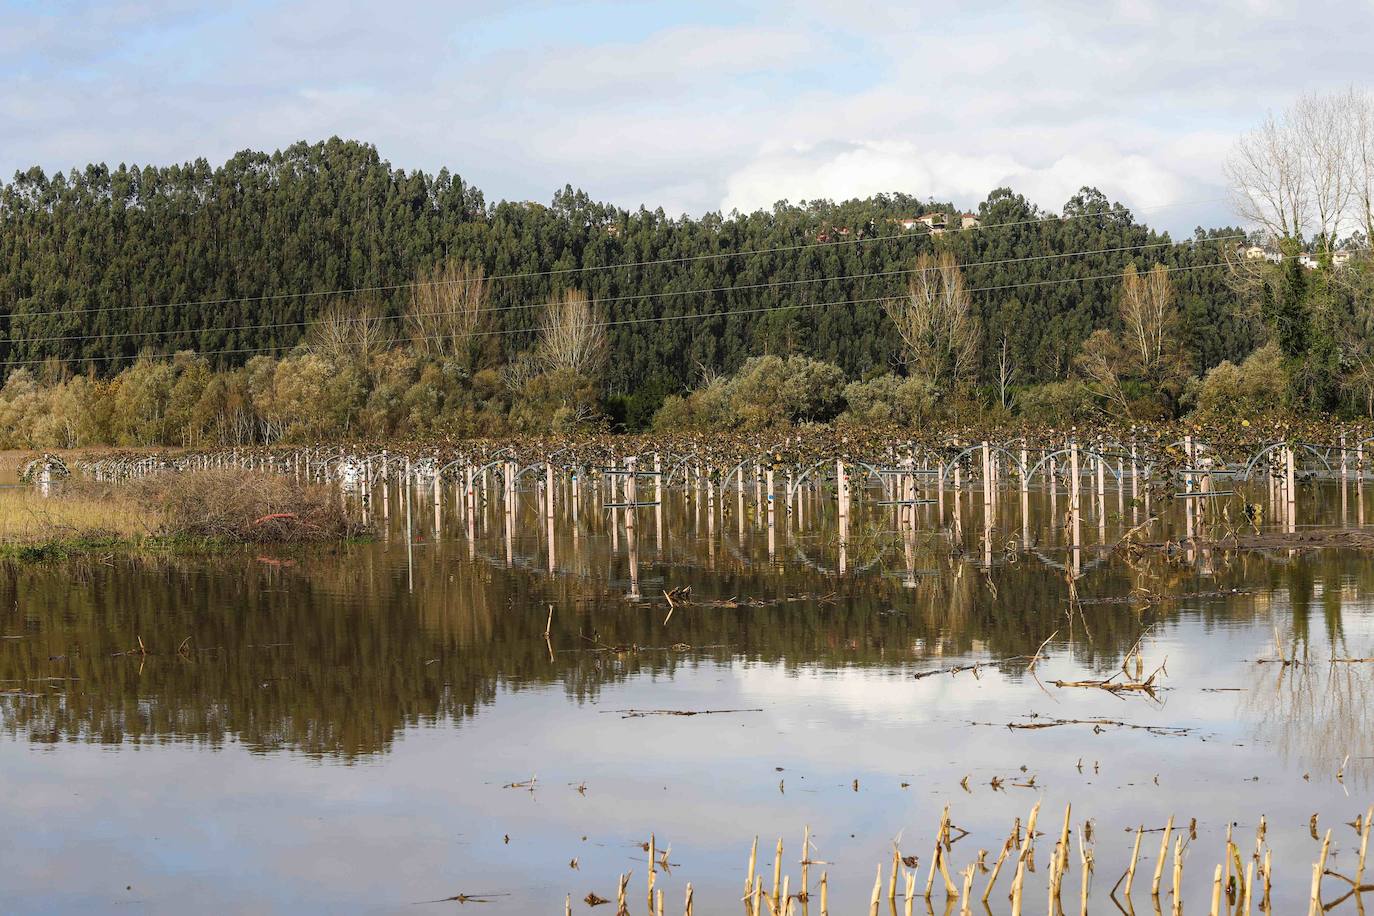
[2,0,1370,235]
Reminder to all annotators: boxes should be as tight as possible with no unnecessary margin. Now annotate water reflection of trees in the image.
[0,540,1367,759]
[1245,661,1374,789]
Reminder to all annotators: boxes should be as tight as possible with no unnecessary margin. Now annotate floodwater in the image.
[2,473,1373,914]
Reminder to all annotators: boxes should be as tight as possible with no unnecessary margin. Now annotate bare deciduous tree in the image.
[1120,263,1177,377]
[308,299,394,367]
[1349,87,1374,248]
[1294,91,1355,253]
[535,289,607,377]
[1229,88,1374,257]
[1226,111,1308,241]
[883,252,980,392]
[406,259,487,361]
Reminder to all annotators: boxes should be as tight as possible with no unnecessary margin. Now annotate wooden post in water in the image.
[1359,442,1367,527]
[625,457,639,597]
[766,465,776,529]
[464,463,476,543]
[381,450,391,523]
[737,463,746,544]
[546,462,555,523]
[432,463,442,535]
[572,464,581,533]
[653,453,663,549]
[1341,434,1349,525]
[1018,446,1030,548]
[1069,441,1081,576]
[504,460,515,567]
[1095,442,1106,542]
[785,467,795,525]
[836,458,849,576]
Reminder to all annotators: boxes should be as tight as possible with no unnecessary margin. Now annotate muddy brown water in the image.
[1,478,1372,913]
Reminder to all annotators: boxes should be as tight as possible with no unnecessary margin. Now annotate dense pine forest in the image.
[0,137,1368,446]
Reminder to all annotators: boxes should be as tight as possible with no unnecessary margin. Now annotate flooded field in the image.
[3,455,1374,913]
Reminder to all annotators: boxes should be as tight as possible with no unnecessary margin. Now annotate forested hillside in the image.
[0,137,1254,395]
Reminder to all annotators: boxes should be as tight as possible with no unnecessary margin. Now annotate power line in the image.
[1,195,1231,322]
[6,234,1246,348]
[1,252,1267,369]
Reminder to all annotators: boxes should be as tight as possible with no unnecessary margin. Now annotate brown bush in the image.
[124,470,363,543]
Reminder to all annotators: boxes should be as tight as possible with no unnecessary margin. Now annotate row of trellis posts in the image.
[60,434,1374,583]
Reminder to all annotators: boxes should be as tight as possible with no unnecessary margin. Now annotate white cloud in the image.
[1,0,1371,234]
[720,140,1196,217]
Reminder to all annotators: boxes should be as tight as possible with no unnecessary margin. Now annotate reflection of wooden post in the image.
[404,456,414,591]
[626,512,639,598]
[1280,442,1291,532]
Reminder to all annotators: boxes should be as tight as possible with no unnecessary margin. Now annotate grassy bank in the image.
[0,470,365,560]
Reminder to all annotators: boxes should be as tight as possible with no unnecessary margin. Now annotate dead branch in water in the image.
[604,708,763,719]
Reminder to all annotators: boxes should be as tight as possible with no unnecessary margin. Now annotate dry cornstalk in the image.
[1358,804,1373,885]
[647,834,656,915]
[746,836,758,909]
[1152,815,1175,898]
[1079,825,1093,916]
[1124,824,1144,898]
[1172,836,1184,916]
[772,838,783,910]
[1263,848,1272,910]
[982,835,1014,902]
